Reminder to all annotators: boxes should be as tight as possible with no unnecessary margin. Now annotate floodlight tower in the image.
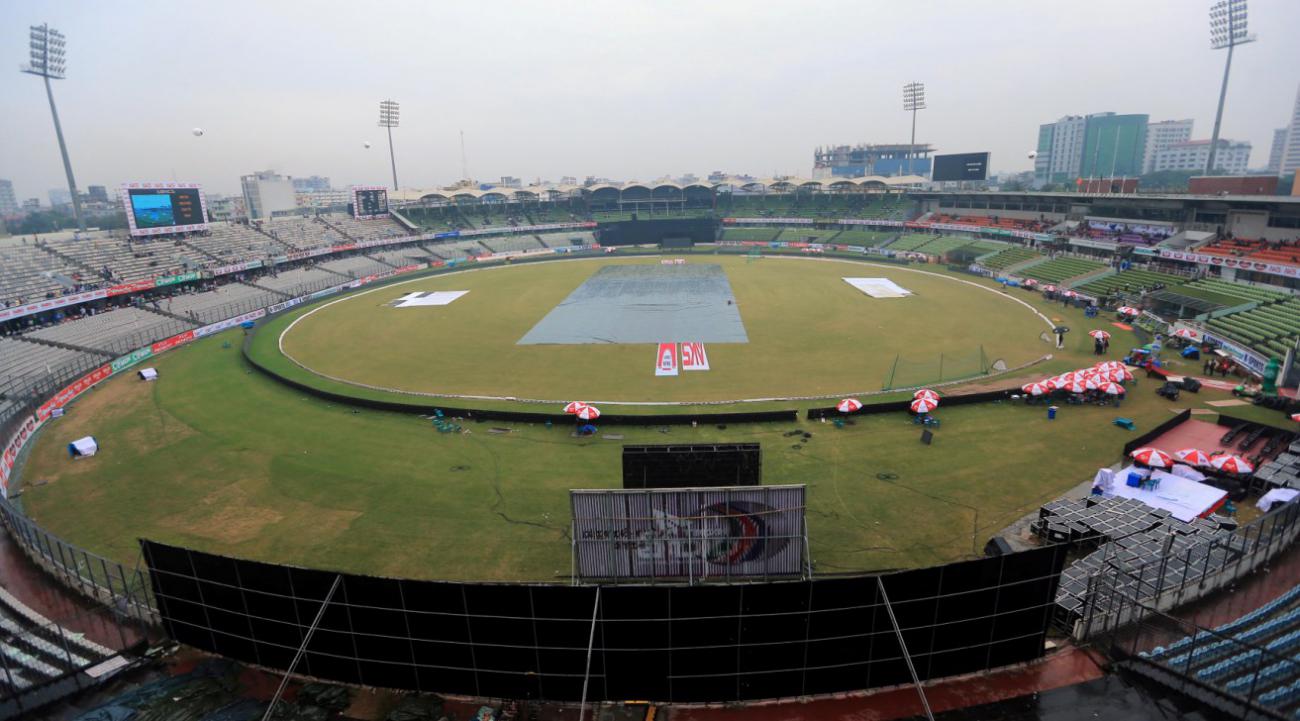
[1205,0,1255,175]
[903,82,926,176]
[21,24,84,231]
[378,99,400,190]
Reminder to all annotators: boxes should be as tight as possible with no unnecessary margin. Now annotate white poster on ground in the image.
[393,291,469,307]
[681,342,710,371]
[655,343,679,376]
[842,277,913,298]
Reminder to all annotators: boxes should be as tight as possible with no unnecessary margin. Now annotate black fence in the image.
[1121,409,1192,456]
[142,540,1067,704]
[622,443,762,489]
[242,337,797,427]
[806,387,1019,420]
[597,218,719,246]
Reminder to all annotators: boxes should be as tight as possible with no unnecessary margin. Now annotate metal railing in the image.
[0,495,156,624]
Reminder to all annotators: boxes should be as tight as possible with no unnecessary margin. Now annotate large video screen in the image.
[352,186,388,219]
[932,152,990,182]
[121,183,209,237]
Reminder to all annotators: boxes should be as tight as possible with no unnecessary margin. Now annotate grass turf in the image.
[15,278,1270,582]
[270,255,1051,404]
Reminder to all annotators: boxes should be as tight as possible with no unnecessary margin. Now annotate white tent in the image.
[138,367,158,381]
[69,436,98,458]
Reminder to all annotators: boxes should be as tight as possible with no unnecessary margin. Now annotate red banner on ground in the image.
[655,343,679,377]
[681,342,710,371]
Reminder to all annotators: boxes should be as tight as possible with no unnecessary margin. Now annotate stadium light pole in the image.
[378,99,400,190]
[1205,0,1255,175]
[903,82,926,177]
[21,24,85,231]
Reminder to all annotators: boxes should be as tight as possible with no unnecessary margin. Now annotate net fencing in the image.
[882,346,990,390]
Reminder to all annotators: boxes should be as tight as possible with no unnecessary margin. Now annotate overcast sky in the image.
[2,0,1298,199]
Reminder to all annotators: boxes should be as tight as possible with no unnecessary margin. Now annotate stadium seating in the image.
[158,283,279,323]
[43,235,203,284]
[0,243,84,304]
[30,307,194,353]
[979,247,1043,271]
[1075,268,1184,297]
[184,223,285,260]
[929,214,1052,233]
[1018,257,1106,284]
[720,227,782,243]
[1139,586,1300,715]
[831,229,895,247]
[0,337,96,395]
[323,214,412,243]
[0,586,116,704]
[251,267,339,295]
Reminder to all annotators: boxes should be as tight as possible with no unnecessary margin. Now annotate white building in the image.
[1034,115,1087,186]
[1151,139,1252,175]
[240,170,297,220]
[1267,128,1287,174]
[1143,119,1194,173]
[294,189,352,211]
[0,179,18,216]
[1281,84,1300,176]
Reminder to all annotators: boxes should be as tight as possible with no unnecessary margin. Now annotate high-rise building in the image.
[0,180,18,216]
[1152,139,1252,175]
[1280,84,1300,176]
[86,185,109,203]
[1079,113,1148,179]
[1034,115,1087,186]
[1267,128,1287,174]
[48,188,71,207]
[1143,119,1194,173]
[291,175,331,193]
[240,170,297,219]
[22,198,41,211]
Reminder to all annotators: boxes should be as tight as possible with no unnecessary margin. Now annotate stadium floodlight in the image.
[1205,0,1255,175]
[21,24,84,230]
[378,99,400,191]
[903,82,926,176]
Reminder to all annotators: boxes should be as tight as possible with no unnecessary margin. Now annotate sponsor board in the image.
[0,414,44,496]
[111,347,154,373]
[194,309,267,338]
[1202,330,1270,376]
[37,364,113,421]
[0,289,109,322]
[154,271,201,287]
[680,342,710,371]
[107,278,157,296]
[151,330,195,355]
[655,343,679,376]
[1159,249,1300,280]
[211,259,264,276]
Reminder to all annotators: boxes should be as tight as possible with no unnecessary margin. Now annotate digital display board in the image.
[932,152,990,182]
[352,186,388,219]
[121,183,209,237]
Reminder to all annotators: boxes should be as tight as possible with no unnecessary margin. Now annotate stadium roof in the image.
[397,175,928,203]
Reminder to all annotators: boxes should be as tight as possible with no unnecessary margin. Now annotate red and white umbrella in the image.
[913,389,940,401]
[1098,381,1125,395]
[1061,289,1078,298]
[563,401,589,414]
[1131,447,1173,468]
[1211,454,1254,475]
[910,397,939,414]
[1042,284,1058,293]
[836,398,863,413]
[1292,413,1300,423]
[1095,361,1125,370]
[1173,328,1197,339]
[1088,330,1111,340]
[1117,306,1140,316]
[1062,379,1089,394]
[1081,375,1103,391]
[1173,448,1213,467]
[1022,278,1038,287]
[1106,367,1134,382]
[1021,382,1051,396]
[575,405,601,421]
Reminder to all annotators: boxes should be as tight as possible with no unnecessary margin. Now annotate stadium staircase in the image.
[237,279,293,300]
[313,264,357,280]
[533,233,551,248]
[454,209,476,230]
[418,243,447,260]
[314,216,356,245]
[32,242,101,280]
[362,253,400,269]
[11,332,116,360]
[477,240,495,253]
[139,304,202,327]
[174,238,225,263]
[248,224,301,253]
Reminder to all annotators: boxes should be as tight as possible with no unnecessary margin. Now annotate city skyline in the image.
[1,0,1298,201]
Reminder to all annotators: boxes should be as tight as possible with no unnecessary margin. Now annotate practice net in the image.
[882,346,990,390]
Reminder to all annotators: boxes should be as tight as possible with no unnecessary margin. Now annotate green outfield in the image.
[271,255,1050,404]
[10,254,1267,582]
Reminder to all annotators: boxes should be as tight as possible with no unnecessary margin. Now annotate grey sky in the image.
[2,0,1298,199]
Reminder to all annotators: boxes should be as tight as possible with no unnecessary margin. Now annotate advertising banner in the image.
[37,364,113,421]
[154,272,201,287]
[1159,249,1300,280]
[655,343,679,376]
[111,347,154,373]
[680,342,710,371]
[0,414,44,496]
[107,279,157,297]
[151,330,195,355]
[1202,330,1270,376]
[570,485,807,580]
[0,289,109,322]
[210,259,264,276]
